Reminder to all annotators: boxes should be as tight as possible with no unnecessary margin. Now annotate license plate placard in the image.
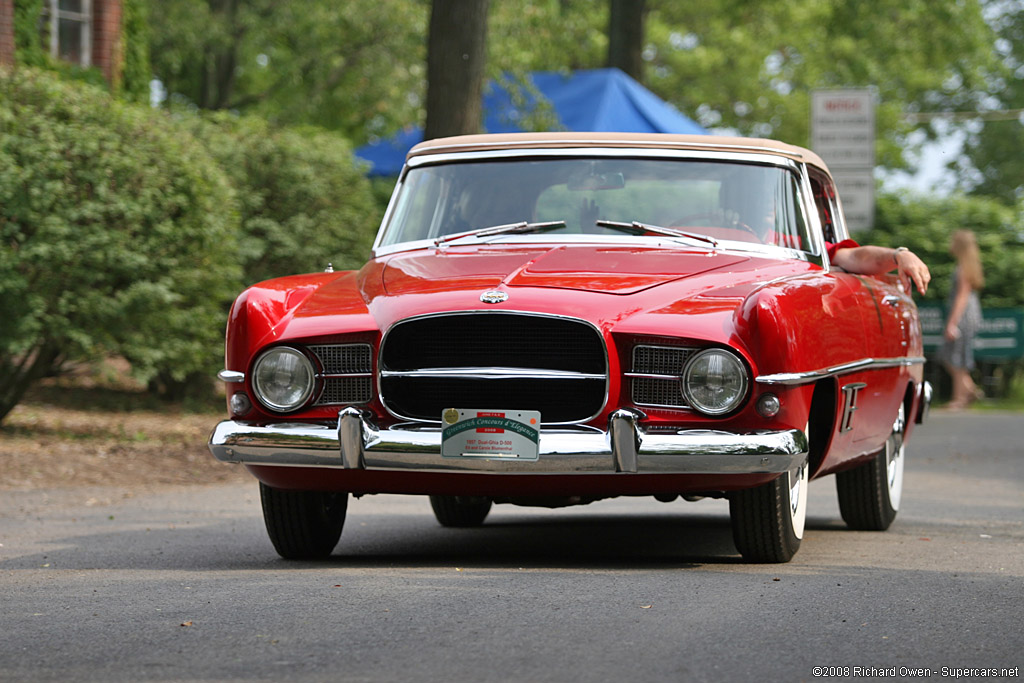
[441,409,540,460]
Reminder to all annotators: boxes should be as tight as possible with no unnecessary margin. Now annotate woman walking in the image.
[942,229,984,410]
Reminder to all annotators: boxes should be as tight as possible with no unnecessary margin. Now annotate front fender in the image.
[224,271,368,372]
[738,273,870,380]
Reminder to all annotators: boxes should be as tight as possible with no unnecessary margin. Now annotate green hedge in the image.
[0,68,241,421]
[860,192,1024,309]
[0,69,383,422]
[185,113,379,286]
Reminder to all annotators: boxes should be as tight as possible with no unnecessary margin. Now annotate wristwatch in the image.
[893,246,909,264]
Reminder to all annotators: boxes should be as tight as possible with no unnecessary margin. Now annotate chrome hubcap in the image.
[886,405,906,511]
[789,461,808,540]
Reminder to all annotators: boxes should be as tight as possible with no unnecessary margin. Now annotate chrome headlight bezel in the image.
[251,346,317,413]
[681,348,750,416]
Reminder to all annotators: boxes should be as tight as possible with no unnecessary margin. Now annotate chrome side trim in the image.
[625,372,681,381]
[381,367,606,381]
[218,370,245,383]
[755,356,927,386]
[208,415,807,476]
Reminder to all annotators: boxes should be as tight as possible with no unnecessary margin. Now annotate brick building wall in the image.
[0,0,14,66]
[92,0,122,85]
[0,0,123,84]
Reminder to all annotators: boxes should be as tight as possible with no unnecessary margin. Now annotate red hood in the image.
[380,245,750,296]
[239,243,812,355]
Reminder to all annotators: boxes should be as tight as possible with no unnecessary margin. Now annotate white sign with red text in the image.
[811,89,876,168]
[812,89,876,230]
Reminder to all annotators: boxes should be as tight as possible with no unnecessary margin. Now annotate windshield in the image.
[378,157,812,253]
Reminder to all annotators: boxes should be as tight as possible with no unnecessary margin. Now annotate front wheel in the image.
[259,483,348,559]
[836,404,905,531]
[729,461,808,563]
[429,495,492,527]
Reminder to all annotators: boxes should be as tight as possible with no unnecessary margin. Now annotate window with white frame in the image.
[41,0,92,67]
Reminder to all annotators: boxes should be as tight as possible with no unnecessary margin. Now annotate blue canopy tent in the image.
[355,68,706,176]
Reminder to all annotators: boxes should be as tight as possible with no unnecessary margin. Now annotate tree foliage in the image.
[120,0,154,101]
[644,0,999,167]
[957,3,1024,204]
[488,0,606,75]
[148,0,1003,180]
[0,68,241,423]
[148,0,427,145]
[12,0,47,68]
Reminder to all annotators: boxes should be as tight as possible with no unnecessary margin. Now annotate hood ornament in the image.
[480,290,509,304]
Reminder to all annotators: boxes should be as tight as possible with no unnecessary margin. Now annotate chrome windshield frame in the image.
[371,147,820,262]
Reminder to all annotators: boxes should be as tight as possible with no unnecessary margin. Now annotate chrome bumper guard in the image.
[209,408,808,476]
[915,381,933,424]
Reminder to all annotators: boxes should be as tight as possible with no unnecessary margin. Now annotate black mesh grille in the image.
[318,377,373,405]
[632,345,694,375]
[308,344,372,406]
[381,313,607,423]
[631,345,694,408]
[381,377,603,424]
[309,344,372,374]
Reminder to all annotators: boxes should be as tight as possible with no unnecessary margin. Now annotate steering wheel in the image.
[671,213,761,239]
[669,212,725,228]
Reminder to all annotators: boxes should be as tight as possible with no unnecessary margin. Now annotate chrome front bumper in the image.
[209,408,808,475]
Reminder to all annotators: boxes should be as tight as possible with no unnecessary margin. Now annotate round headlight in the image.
[682,349,749,416]
[252,347,315,412]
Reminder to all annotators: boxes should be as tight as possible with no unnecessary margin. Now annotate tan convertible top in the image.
[407,132,831,174]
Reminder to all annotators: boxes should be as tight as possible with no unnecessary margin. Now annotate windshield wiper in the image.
[594,220,718,248]
[434,220,567,247]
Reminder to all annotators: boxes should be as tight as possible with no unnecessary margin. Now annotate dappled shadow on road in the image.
[0,509,777,572]
[0,492,895,574]
[329,513,741,569]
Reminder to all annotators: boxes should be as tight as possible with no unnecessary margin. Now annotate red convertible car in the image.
[209,133,931,563]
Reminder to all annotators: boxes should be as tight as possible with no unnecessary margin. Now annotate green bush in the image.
[185,113,379,286]
[0,68,241,423]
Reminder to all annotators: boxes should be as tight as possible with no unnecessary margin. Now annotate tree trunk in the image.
[607,0,646,83]
[424,0,491,140]
[0,345,61,426]
[200,0,242,110]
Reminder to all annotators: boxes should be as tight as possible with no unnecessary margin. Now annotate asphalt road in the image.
[1,411,1021,682]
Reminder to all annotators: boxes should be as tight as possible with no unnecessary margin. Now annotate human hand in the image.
[944,322,960,341]
[895,249,930,296]
[581,199,599,228]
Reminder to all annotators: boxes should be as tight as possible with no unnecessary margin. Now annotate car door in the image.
[812,173,907,460]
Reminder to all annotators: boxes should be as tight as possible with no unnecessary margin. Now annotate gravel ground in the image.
[0,401,248,492]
